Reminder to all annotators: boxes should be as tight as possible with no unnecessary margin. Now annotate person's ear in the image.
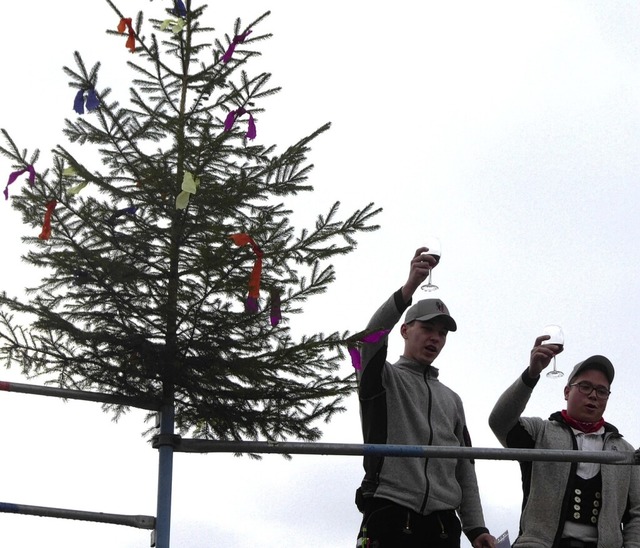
[563,385,570,400]
[400,323,408,339]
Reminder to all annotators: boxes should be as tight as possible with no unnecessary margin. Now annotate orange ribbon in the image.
[118,18,136,52]
[229,233,264,312]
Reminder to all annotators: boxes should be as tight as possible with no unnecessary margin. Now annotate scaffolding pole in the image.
[0,502,155,529]
[0,380,160,411]
[153,404,176,548]
[0,379,161,545]
[173,439,640,465]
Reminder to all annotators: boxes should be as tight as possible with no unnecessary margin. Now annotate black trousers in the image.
[558,540,597,548]
[357,497,462,548]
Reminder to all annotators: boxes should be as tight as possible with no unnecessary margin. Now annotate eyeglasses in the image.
[569,381,611,400]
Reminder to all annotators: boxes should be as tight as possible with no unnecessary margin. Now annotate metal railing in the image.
[3,379,638,547]
[168,438,640,464]
[0,502,155,529]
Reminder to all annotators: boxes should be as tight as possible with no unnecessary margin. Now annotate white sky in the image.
[2,1,640,546]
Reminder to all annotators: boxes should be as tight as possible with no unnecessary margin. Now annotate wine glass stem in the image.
[428,269,433,286]
[552,356,557,372]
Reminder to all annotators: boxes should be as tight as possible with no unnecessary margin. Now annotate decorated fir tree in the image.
[0,0,380,444]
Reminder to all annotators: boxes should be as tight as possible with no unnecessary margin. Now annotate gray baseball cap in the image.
[404,299,457,332]
[566,355,614,385]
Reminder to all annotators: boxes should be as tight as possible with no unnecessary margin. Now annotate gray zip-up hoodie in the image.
[356,289,488,542]
[489,370,640,547]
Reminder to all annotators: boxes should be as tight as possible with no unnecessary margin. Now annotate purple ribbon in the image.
[245,115,257,140]
[348,329,391,370]
[223,110,236,132]
[224,107,256,140]
[269,288,281,327]
[245,296,259,314]
[348,347,362,370]
[222,30,252,63]
[4,165,36,200]
[360,330,390,344]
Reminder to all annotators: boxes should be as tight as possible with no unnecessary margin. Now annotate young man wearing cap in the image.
[489,336,640,547]
[355,247,495,548]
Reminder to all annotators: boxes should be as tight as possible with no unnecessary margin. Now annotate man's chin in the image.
[420,353,437,365]
[577,410,603,422]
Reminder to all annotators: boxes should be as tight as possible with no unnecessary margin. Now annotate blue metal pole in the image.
[154,403,175,548]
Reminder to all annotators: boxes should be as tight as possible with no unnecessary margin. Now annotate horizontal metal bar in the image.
[174,439,639,465]
[0,502,155,529]
[0,380,160,411]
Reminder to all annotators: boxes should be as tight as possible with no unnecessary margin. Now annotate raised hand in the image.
[529,334,564,378]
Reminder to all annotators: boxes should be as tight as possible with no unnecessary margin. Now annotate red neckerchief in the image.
[561,410,605,434]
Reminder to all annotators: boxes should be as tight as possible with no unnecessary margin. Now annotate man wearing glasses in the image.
[489,339,640,548]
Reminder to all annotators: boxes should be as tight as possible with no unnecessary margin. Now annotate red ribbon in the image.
[118,18,136,52]
[229,233,264,313]
[38,199,57,240]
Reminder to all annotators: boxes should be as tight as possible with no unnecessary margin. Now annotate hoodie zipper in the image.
[419,368,434,513]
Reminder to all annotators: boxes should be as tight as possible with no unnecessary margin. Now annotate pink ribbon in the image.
[348,329,391,370]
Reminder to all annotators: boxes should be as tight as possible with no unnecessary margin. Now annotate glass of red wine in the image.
[542,324,565,378]
[420,238,441,292]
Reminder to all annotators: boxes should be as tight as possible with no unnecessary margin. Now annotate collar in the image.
[396,356,440,378]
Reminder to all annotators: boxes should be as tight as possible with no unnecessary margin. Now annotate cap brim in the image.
[412,313,457,332]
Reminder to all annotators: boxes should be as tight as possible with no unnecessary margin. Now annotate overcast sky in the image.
[2,1,640,546]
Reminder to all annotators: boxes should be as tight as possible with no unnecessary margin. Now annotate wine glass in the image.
[542,324,565,378]
[420,237,442,292]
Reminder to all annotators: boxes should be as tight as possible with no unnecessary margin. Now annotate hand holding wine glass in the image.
[541,324,565,378]
[420,237,441,292]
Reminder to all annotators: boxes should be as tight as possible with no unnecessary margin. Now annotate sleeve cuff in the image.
[393,287,411,314]
[521,367,540,389]
[465,527,490,543]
